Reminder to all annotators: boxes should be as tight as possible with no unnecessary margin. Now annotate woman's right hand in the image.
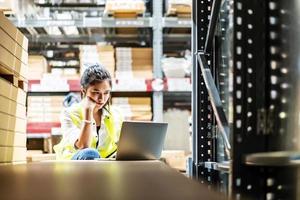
[83,96,97,112]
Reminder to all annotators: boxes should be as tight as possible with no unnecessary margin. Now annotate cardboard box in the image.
[105,0,146,14]
[0,146,27,162]
[0,112,26,133]
[97,44,115,77]
[28,55,48,80]
[27,153,56,162]
[10,116,27,133]
[0,45,28,78]
[132,70,153,78]
[0,0,18,13]
[0,78,26,105]
[0,95,26,119]
[15,88,26,105]
[131,48,152,58]
[0,12,28,51]
[161,150,187,171]
[0,28,28,65]
[9,100,26,119]
[0,129,26,147]
[113,97,152,120]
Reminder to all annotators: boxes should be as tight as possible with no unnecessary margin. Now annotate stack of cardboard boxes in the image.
[51,68,80,80]
[27,96,64,123]
[115,47,132,78]
[79,45,99,75]
[28,55,48,80]
[132,48,153,79]
[79,44,115,77]
[97,45,115,77]
[0,12,28,163]
[112,97,152,121]
[115,47,153,79]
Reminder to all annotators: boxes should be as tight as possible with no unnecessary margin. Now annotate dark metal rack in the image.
[192,0,300,199]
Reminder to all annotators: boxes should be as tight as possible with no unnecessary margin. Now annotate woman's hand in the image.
[83,96,97,112]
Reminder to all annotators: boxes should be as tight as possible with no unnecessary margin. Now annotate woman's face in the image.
[84,80,111,109]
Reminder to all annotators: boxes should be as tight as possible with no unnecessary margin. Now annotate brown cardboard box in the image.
[0,77,10,97]
[9,100,26,119]
[0,146,27,162]
[0,28,28,64]
[0,112,26,133]
[113,97,152,120]
[132,70,153,78]
[0,77,26,105]
[105,0,146,14]
[0,110,9,130]
[15,88,26,105]
[131,114,152,121]
[0,129,26,147]
[132,65,152,71]
[0,0,17,13]
[131,48,152,58]
[127,97,151,105]
[10,116,27,133]
[97,45,114,52]
[128,106,151,112]
[28,55,48,80]
[161,150,187,171]
[0,45,28,78]
[98,44,115,77]
[0,95,26,119]
[0,12,28,51]
[27,153,56,162]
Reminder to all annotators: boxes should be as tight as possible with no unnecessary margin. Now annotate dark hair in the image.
[80,63,112,89]
[80,63,112,111]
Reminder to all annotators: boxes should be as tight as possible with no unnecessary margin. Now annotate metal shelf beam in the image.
[10,17,153,28]
[163,17,191,28]
[25,34,190,44]
[10,17,193,28]
[25,34,151,43]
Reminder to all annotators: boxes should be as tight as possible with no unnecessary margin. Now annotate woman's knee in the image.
[82,148,100,158]
[72,148,100,160]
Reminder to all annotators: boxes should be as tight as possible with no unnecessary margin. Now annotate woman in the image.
[54,63,123,160]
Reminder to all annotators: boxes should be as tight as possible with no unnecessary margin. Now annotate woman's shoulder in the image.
[62,102,84,118]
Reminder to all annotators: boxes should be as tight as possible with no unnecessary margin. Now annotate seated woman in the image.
[54,63,123,160]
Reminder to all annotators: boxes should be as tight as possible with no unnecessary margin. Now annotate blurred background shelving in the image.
[0,0,192,170]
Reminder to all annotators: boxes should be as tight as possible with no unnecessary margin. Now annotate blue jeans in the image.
[71,148,100,160]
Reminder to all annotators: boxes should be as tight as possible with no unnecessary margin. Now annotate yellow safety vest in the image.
[53,103,123,160]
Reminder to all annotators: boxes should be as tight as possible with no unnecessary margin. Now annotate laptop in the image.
[115,121,168,160]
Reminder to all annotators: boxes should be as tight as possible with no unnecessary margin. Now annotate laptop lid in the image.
[116,121,168,160]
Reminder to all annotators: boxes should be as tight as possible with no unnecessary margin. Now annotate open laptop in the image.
[115,121,168,160]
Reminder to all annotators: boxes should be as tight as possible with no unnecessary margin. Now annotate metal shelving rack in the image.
[10,0,192,124]
[193,0,300,199]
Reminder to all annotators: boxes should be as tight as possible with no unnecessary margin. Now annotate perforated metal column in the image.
[232,0,298,199]
[231,0,269,199]
[263,0,299,199]
[192,0,215,184]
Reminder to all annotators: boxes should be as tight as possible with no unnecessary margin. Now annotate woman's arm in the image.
[75,107,93,149]
[75,97,97,149]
